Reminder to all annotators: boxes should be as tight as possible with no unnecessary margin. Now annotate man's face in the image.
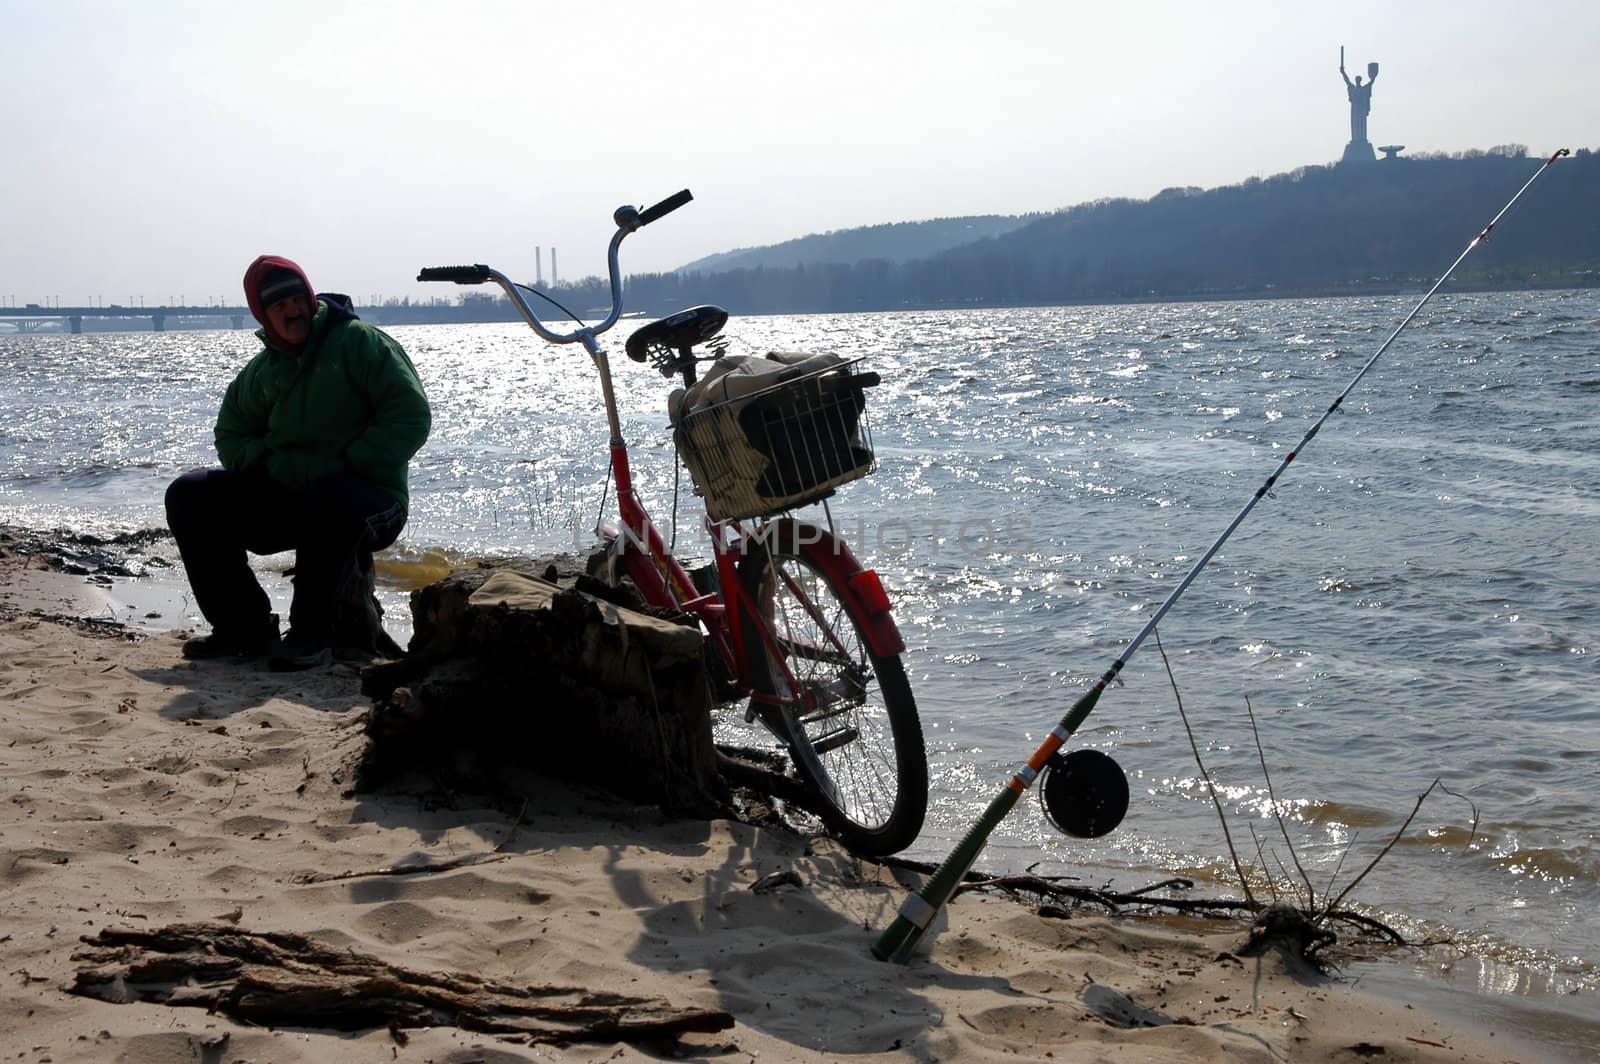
[265,294,312,347]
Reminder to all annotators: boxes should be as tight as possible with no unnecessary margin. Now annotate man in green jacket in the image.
[165,255,431,669]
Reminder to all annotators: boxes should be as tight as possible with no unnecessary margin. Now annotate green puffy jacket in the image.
[214,297,431,505]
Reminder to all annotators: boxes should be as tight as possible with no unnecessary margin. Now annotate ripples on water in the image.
[2,291,1596,1003]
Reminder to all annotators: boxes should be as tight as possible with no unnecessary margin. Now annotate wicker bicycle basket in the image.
[675,360,877,521]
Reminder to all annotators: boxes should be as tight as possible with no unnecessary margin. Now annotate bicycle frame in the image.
[602,447,907,712]
[594,340,911,715]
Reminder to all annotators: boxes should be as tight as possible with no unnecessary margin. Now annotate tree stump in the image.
[360,560,728,817]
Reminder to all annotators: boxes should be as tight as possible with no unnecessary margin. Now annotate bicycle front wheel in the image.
[738,526,927,856]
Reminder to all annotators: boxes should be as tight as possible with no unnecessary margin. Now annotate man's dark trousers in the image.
[165,468,406,645]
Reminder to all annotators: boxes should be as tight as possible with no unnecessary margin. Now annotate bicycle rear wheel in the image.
[738,525,927,856]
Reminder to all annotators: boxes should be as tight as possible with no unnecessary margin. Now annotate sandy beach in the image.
[0,532,1575,1062]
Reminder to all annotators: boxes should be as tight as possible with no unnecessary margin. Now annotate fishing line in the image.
[872,147,1571,964]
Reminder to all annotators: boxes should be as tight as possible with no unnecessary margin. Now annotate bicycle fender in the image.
[763,518,906,658]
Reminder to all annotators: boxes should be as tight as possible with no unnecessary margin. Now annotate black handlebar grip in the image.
[638,189,693,226]
[417,265,491,284]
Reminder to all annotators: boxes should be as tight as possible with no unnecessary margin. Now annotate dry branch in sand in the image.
[1145,631,1472,968]
[869,629,1440,973]
[70,923,733,1044]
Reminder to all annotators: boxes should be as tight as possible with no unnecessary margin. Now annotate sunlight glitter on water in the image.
[2,291,1597,1003]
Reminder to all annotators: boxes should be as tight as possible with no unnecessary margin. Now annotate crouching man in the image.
[166,256,431,670]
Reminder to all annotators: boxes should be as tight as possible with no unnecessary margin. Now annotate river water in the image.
[2,290,1596,1036]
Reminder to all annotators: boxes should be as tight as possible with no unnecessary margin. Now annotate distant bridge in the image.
[0,305,251,334]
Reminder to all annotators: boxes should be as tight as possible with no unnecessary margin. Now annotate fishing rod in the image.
[872,147,1571,964]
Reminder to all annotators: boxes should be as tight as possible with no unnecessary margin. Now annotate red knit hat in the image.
[242,255,316,347]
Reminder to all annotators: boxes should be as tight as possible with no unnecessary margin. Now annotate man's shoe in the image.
[268,631,333,671]
[182,615,280,660]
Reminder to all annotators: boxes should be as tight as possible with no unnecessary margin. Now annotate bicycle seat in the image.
[625,305,729,363]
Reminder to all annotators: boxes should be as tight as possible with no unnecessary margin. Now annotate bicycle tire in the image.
[737,524,927,856]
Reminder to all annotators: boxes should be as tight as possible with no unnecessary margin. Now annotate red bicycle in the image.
[419,191,927,855]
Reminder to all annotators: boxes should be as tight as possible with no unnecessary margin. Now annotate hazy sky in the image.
[2,0,1595,308]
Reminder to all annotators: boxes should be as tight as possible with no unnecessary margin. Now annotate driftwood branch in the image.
[951,873,1081,908]
[289,851,512,884]
[878,854,1257,918]
[873,853,1409,949]
[71,923,733,1044]
[1122,877,1198,898]
[1323,909,1408,945]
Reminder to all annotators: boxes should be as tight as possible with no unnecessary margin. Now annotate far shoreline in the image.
[3,280,1593,337]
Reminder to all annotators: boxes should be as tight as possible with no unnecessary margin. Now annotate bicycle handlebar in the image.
[638,189,693,226]
[416,189,692,353]
[416,265,491,284]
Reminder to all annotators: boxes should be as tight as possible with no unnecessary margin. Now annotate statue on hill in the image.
[1339,46,1379,164]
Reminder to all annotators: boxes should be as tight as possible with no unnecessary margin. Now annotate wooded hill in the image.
[675,214,1038,274]
[642,147,1599,314]
[379,147,1598,324]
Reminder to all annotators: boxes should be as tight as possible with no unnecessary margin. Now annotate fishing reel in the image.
[1038,748,1129,839]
